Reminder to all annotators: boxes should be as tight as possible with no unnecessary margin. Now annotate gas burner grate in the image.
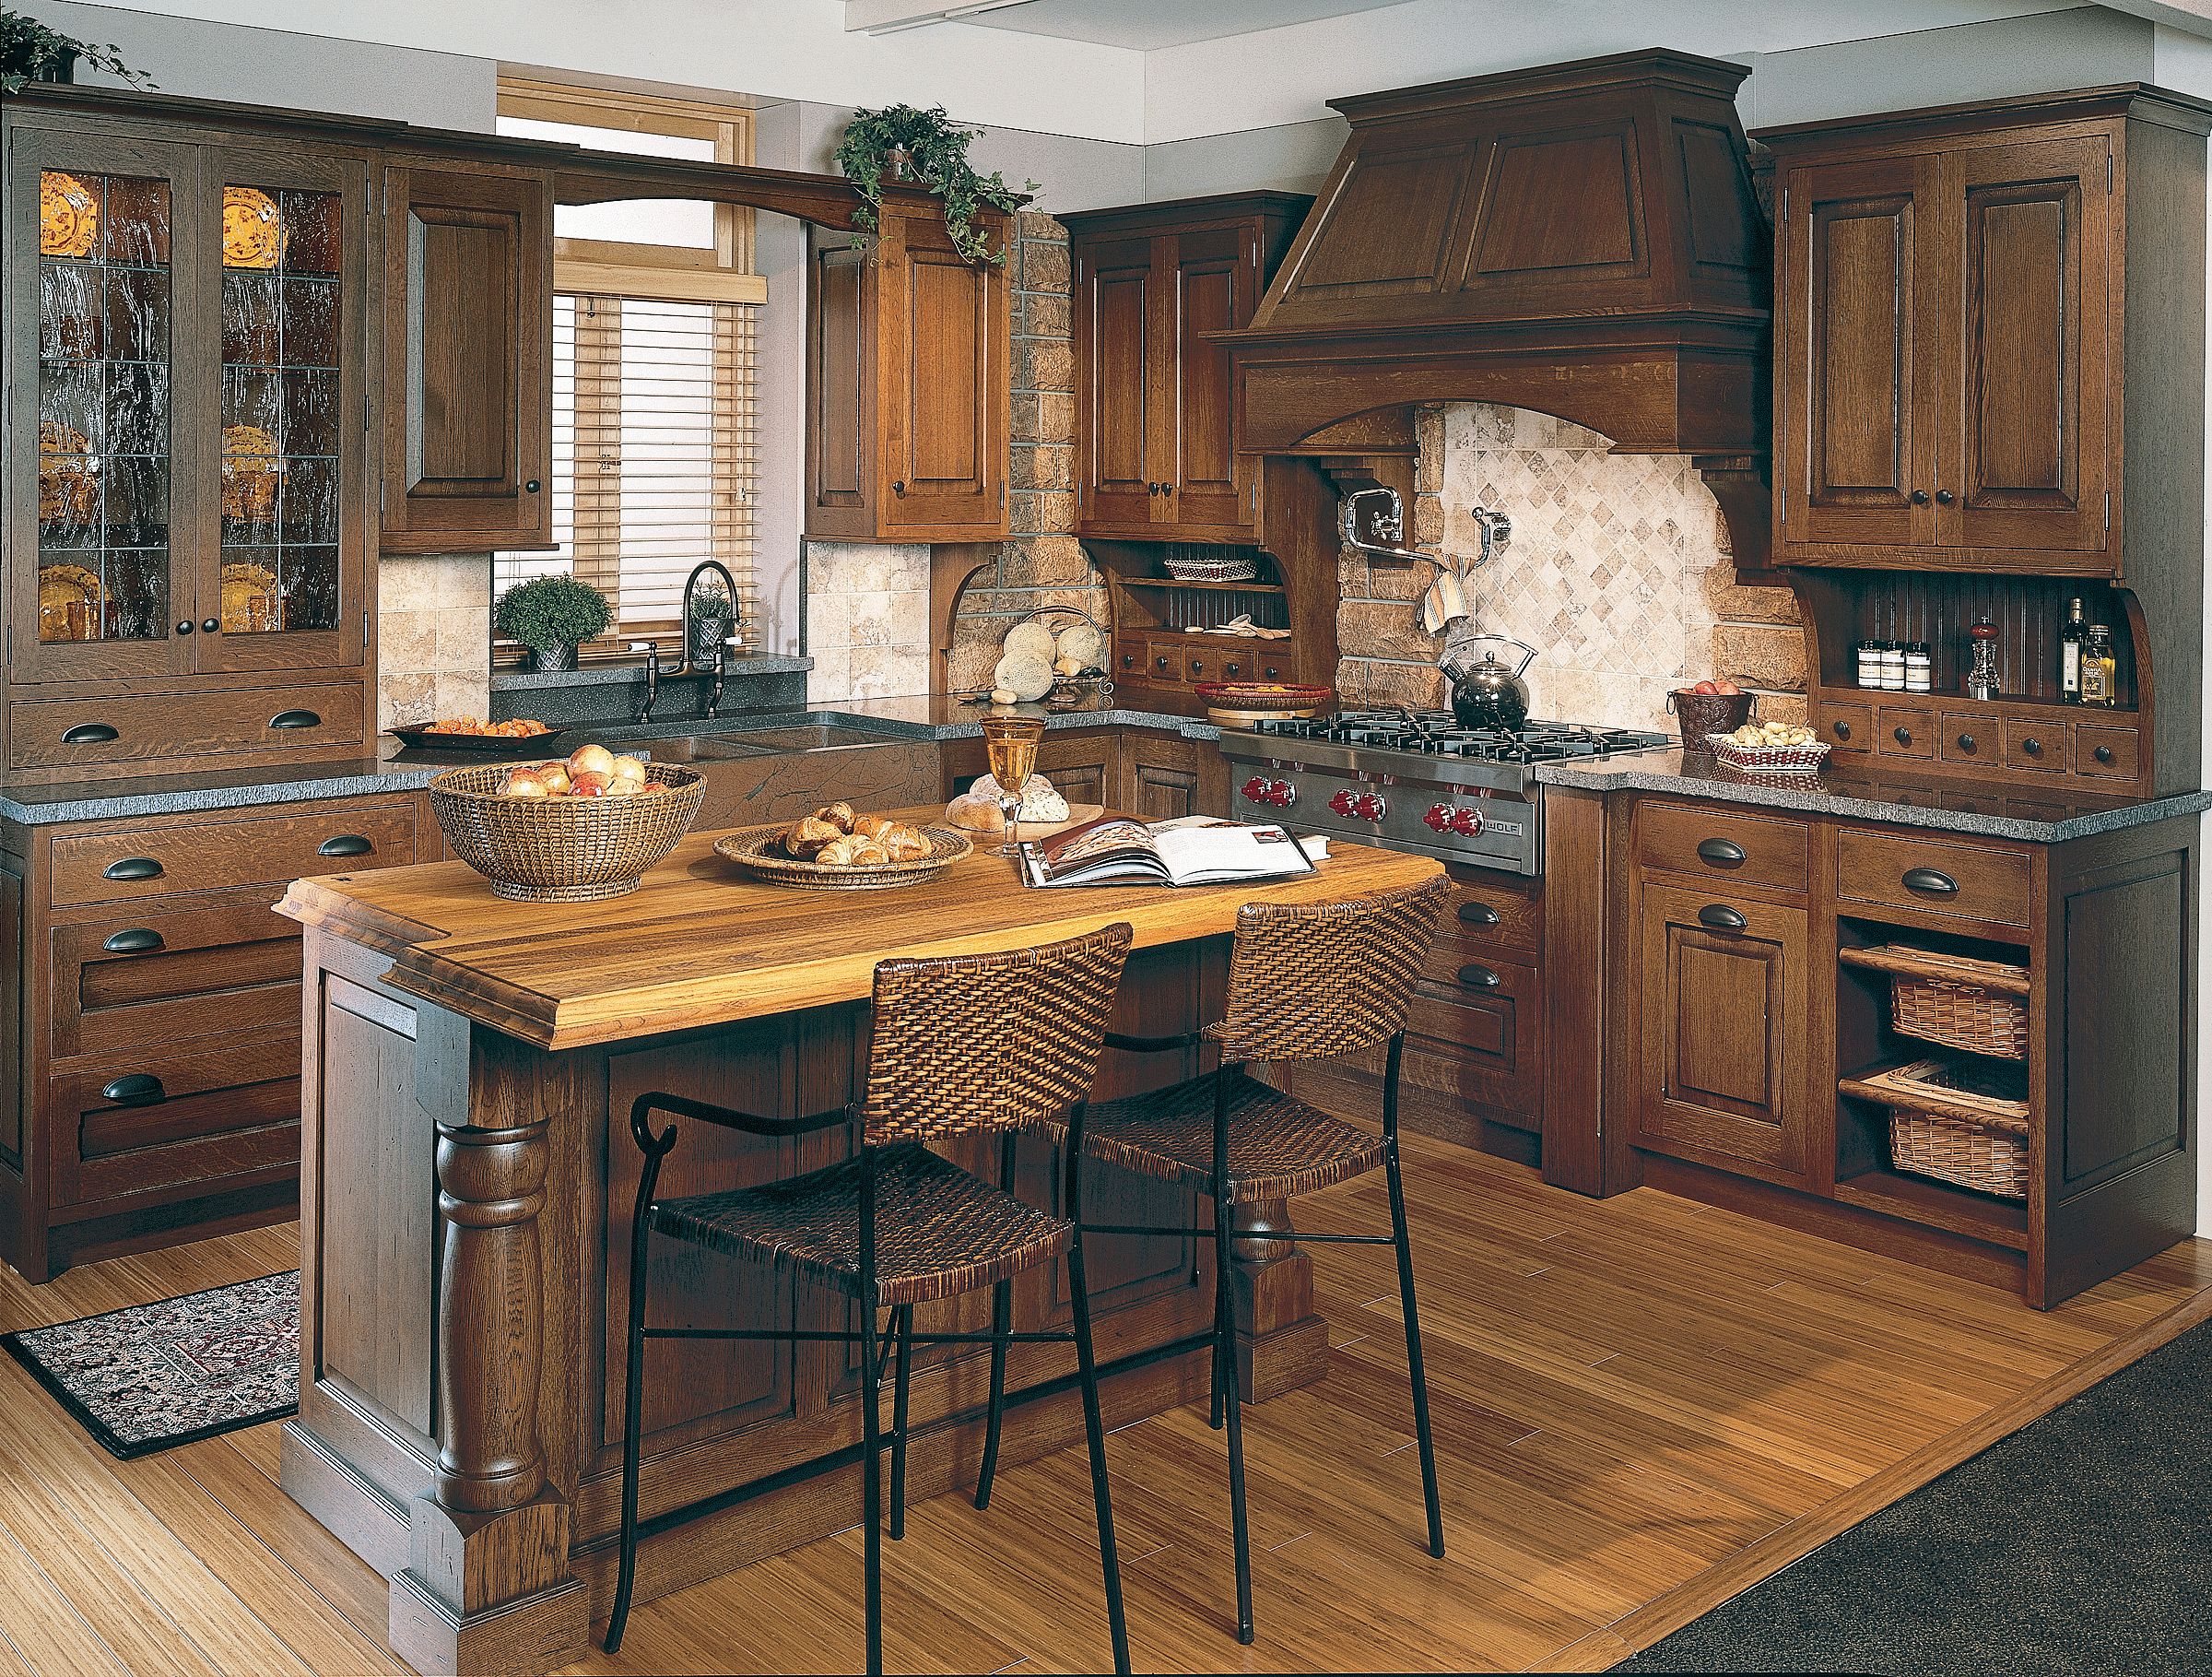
[1250,710,1667,762]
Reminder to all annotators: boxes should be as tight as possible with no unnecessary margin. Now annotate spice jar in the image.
[1879,640,1907,691]
[1904,642,1933,693]
[1855,640,1882,689]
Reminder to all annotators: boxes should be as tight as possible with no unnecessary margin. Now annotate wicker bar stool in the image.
[603,923,1136,1677]
[991,875,1449,1646]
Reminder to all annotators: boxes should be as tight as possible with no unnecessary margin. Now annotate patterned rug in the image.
[1,1270,300,1459]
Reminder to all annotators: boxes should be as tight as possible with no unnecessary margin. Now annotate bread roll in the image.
[847,839,889,867]
[944,791,1003,832]
[974,773,1068,823]
[880,824,930,861]
[853,813,896,839]
[811,801,857,833]
[782,815,841,859]
[816,836,862,866]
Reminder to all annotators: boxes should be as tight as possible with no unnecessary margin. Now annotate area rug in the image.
[1616,1312,2212,1674]
[1,1270,299,1460]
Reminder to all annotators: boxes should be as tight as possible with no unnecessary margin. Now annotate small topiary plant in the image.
[495,573,612,668]
[835,102,1030,266]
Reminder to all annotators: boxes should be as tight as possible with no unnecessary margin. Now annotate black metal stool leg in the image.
[1208,1199,1230,1431]
[1387,1142,1443,1558]
[1067,1232,1132,1676]
[605,1177,658,1652]
[889,1304,914,1540]
[1212,1182,1254,1644]
[974,1278,1012,1509]
[858,1297,886,1677]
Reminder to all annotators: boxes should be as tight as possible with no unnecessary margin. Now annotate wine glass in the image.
[980,717,1046,861]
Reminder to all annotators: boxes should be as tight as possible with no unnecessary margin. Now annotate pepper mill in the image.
[1965,615,2002,701]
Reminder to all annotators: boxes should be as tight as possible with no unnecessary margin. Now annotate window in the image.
[494,79,764,658]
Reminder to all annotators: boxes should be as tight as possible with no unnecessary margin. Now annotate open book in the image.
[1020,814,1324,889]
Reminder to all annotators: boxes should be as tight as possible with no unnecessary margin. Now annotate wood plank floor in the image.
[0,1137,2206,1675]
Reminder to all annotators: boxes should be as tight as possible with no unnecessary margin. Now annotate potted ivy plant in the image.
[494,574,612,672]
[834,103,1030,266]
[0,7,156,94]
[687,583,736,668]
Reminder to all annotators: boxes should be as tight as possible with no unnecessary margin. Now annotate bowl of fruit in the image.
[1667,679,1755,746]
[429,744,707,902]
[1706,721,1830,774]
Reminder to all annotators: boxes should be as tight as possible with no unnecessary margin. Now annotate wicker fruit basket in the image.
[1838,945,2030,1059]
[429,762,706,903]
[1840,1056,2032,1199]
[1705,733,1830,774]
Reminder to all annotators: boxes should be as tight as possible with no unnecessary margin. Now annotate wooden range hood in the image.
[1219,49,1774,567]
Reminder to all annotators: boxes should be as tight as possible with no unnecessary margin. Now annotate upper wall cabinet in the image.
[1765,90,2209,576]
[379,158,555,554]
[1064,193,1310,544]
[806,199,1011,543]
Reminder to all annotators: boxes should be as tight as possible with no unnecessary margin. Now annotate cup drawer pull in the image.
[317,834,373,858]
[101,856,164,882]
[269,709,323,730]
[1695,837,1746,866]
[1456,963,1501,989]
[100,927,165,954]
[61,723,119,745]
[1457,901,1502,927]
[1697,903,1748,933]
[100,1073,166,1106]
[1901,867,1959,896]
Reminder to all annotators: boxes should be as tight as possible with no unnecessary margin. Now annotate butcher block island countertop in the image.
[273,811,1439,1677]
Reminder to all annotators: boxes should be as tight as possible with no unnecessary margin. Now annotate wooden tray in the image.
[715,824,973,891]
[387,724,572,753]
[947,802,1104,840]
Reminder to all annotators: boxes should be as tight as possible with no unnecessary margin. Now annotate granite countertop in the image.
[1536,749,2212,843]
[0,693,1219,825]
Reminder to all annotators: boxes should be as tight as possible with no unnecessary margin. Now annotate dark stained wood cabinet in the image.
[806,199,1011,542]
[379,158,555,554]
[938,725,1230,821]
[1065,194,1309,543]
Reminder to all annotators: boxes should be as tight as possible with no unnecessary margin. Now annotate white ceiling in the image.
[846,0,1418,49]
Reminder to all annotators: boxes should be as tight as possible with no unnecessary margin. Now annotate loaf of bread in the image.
[971,773,1069,823]
[944,791,1003,832]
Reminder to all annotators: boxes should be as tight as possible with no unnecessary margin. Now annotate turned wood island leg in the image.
[1230,1198,1326,1399]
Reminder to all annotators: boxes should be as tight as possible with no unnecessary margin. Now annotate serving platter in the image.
[715,823,974,891]
[386,724,572,753]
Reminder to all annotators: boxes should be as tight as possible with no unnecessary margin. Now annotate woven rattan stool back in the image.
[1211,876,1446,1063]
[860,921,1134,1147]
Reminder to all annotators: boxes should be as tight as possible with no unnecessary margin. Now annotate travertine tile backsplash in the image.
[805,541,933,702]
[377,553,491,729]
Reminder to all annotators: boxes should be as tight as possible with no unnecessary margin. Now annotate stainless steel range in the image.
[1218,709,1670,875]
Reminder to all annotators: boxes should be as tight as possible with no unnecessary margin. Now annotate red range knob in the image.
[1329,788,1356,815]
[1424,804,1452,832]
[1242,776,1268,802]
[1267,779,1296,807]
[1353,792,1386,821]
[1450,807,1484,836]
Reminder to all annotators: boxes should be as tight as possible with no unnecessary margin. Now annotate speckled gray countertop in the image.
[1536,749,2212,843]
[0,694,1218,826]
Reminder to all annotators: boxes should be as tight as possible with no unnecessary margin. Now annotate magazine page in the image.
[1024,816,1171,887]
[1147,819,1319,886]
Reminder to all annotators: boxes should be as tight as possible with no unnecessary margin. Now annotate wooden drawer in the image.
[11,682,365,772]
[1441,871,1540,957]
[1876,705,1933,760]
[52,889,302,1061]
[2074,723,2139,781]
[1635,800,1809,893]
[1936,712,1999,768]
[1834,829,2032,928]
[2001,717,2066,774]
[52,799,418,906]
[1211,647,1288,684]
[1821,702,1871,754]
[1144,640,1186,684]
[1407,958,1541,1128]
[49,1029,300,1208]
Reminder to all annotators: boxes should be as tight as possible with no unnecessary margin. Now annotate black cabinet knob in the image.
[1190,661,1204,676]
[1155,656,1170,670]
[1458,901,1501,927]
[61,723,118,746]
[100,1072,166,1106]
[1226,664,1241,678]
[317,834,373,857]
[100,927,164,954]
[1263,667,1280,679]
[1697,903,1748,933]
[269,709,323,730]
[201,617,220,633]
[2021,737,2042,757]
[1901,867,1959,896]
[891,479,907,496]
[1935,488,1955,505]
[2094,745,2115,764]
[1696,837,1746,866]
[1121,653,1135,668]
[176,620,194,634]
[101,856,164,881]
[1910,489,1931,505]
[1833,720,1852,740]
[1956,733,1978,752]
[1893,726,1912,745]
[1457,963,1500,989]
[524,479,541,493]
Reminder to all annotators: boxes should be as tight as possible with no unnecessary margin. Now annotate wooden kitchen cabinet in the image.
[1065,194,1310,543]
[379,158,555,553]
[1766,91,2205,573]
[806,199,1011,542]
[1123,730,1230,821]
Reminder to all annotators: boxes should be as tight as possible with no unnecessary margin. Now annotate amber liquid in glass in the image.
[981,719,1045,860]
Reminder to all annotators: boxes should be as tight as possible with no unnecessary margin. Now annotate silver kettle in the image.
[1444,635,1537,732]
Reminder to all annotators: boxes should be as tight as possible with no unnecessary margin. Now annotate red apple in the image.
[610,753,648,785]
[1693,679,1720,694]
[567,742,615,780]
[603,776,641,797]
[539,761,572,795]
[500,767,551,798]
[569,770,612,797]
[641,781,671,795]
[1712,679,1743,696]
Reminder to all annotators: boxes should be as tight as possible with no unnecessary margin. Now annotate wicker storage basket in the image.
[429,762,706,902]
[1838,945,2030,1059]
[1841,1057,2032,1199]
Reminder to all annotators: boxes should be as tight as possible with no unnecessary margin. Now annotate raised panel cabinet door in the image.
[1035,729,1120,811]
[877,207,1008,538]
[805,231,873,532]
[380,161,553,553]
[1072,230,1159,532]
[1635,880,1809,1181]
[1940,136,2112,558]
[1165,224,1260,536]
[8,129,206,683]
[1776,154,1939,553]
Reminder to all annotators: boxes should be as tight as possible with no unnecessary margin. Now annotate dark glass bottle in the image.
[2060,596,2088,703]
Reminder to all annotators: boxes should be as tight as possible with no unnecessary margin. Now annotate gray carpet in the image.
[1617,1313,2212,1675]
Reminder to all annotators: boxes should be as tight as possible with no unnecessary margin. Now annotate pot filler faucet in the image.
[1339,485,1424,561]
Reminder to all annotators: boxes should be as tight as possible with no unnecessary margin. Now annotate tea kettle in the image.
[1444,635,1538,732]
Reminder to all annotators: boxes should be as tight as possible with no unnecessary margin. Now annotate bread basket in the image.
[1705,733,1831,774]
[429,762,706,902]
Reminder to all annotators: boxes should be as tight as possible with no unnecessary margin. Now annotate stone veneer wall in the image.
[377,553,492,729]
[1335,403,1806,731]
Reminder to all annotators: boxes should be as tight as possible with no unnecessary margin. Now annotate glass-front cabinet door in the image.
[201,147,369,673]
[8,131,203,682]
[6,129,369,683]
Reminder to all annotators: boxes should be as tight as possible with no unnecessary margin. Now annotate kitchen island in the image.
[274,818,1436,1675]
